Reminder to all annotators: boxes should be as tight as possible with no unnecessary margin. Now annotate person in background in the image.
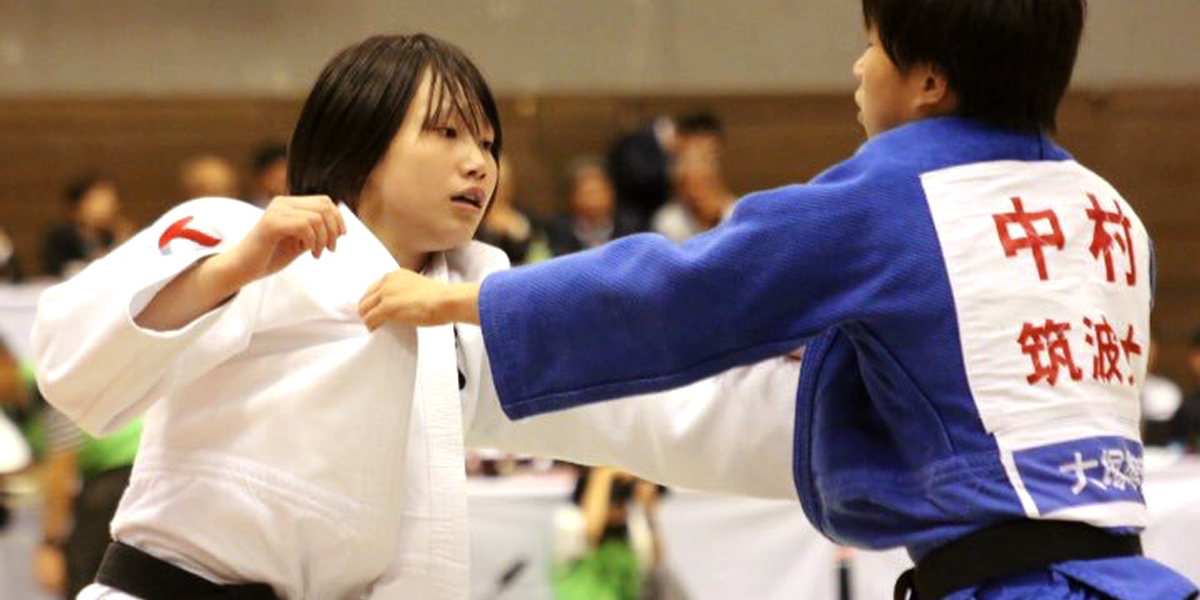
[544,159,640,256]
[606,116,676,229]
[650,143,736,242]
[1140,330,1184,447]
[1165,327,1200,451]
[34,402,141,600]
[0,226,26,283]
[554,466,663,600]
[475,156,548,265]
[41,175,131,279]
[606,111,726,231]
[1,338,32,533]
[178,154,240,201]
[246,144,289,209]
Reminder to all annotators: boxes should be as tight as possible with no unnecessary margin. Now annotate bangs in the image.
[421,61,497,147]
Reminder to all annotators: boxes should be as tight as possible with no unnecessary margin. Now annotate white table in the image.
[467,459,1200,600]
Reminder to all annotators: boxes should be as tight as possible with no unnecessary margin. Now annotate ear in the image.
[911,64,957,117]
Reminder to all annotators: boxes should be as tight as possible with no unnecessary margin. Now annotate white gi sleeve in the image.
[464,349,802,501]
[31,198,264,435]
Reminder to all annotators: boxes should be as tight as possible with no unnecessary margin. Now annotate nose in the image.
[461,140,491,181]
[852,52,866,81]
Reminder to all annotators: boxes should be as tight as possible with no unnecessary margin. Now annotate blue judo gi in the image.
[478,117,1197,600]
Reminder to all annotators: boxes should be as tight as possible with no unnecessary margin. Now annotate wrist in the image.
[444,282,481,325]
[203,249,255,295]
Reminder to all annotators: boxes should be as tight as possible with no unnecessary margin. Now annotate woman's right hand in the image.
[135,195,346,332]
[217,195,346,287]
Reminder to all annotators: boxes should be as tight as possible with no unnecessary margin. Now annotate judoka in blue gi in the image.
[357,1,1200,599]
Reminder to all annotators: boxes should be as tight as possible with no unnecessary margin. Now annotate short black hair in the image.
[63,174,111,209]
[677,111,723,137]
[287,34,502,211]
[862,0,1086,133]
[252,143,288,175]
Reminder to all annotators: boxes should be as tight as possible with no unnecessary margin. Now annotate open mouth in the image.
[451,193,483,209]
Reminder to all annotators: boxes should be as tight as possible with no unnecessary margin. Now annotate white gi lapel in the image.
[330,205,468,599]
[413,252,469,600]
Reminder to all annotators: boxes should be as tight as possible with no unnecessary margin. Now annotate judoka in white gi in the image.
[32,33,508,600]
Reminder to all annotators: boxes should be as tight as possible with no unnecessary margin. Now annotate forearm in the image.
[40,452,76,543]
[133,252,250,331]
[582,469,615,547]
[466,356,802,500]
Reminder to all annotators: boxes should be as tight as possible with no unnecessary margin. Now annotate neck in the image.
[357,200,430,272]
[378,230,430,272]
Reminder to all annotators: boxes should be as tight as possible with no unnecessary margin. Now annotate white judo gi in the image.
[34,197,803,600]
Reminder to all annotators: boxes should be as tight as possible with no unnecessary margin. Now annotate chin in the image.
[439,231,477,252]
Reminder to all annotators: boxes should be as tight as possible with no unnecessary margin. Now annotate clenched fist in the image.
[220,195,346,288]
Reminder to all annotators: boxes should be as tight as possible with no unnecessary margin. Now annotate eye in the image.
[439,126,458,139]
[480,139,495,152]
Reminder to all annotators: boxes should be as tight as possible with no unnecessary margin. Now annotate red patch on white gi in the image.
[159,216,221,254]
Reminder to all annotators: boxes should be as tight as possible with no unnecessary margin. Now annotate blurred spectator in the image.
[1167,327,1200,451]
[41,175,132,278]
[545,159,640,256]
[606,116,675,229]
[675,112,724,162]
[0,338,28,413]
[606,111,726,229]
[0,226,25,283]
[247,143,289,208]
[651,135,736,241]
[179,154,239,200]
[34,400,142,599]
[476,156,549,265]
[553,466,665,600]
[1,339,32,538]
[1141,331,1184,446]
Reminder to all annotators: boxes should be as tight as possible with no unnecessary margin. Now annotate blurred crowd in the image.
[1,109,1198,600]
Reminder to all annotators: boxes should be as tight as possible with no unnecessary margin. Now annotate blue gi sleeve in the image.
[480,153,931,418]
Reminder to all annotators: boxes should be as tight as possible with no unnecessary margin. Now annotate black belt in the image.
[96,542,279,600]
[894,520,1142,600]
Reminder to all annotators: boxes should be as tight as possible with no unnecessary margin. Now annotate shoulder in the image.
[156,197,262,235]
[139,197,262,257]
[160,197,262,224]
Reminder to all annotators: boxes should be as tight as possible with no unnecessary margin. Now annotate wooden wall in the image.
[1,89,1197,384]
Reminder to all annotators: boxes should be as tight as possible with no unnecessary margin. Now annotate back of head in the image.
[287,33,502,212]
[862,0,1086,133]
